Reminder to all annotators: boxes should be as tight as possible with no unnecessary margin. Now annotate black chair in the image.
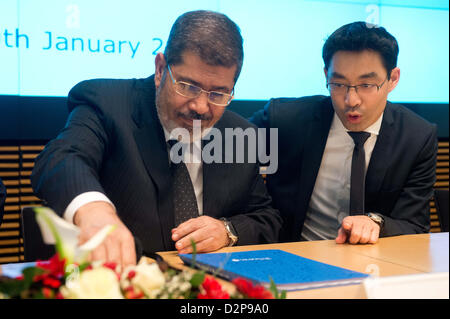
[20,206,55,262]
[0,177,6,226]
[434,189,449,232]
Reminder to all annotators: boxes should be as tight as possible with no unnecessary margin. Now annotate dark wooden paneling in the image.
[0,144,44,263]
[0,139,448,263]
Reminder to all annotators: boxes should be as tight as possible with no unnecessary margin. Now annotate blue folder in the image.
[180,249,369,291]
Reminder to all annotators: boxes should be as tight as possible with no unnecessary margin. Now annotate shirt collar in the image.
[162,125,208,151]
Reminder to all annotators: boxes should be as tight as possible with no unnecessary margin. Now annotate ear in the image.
[324,67,329,82]
[154,52,167,89]
[387,67,400,93]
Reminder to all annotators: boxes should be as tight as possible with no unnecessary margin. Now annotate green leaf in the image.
[0,277,26,298]
[190,271,205,288]
[268,276,278,299]
[268,276,286,299]
[22,267,45,289]
[190,239,197,268]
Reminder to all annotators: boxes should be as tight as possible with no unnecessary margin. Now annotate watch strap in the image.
[220,218,238,246]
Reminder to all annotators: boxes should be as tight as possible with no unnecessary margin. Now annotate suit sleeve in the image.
[227,163,283,245]
[0,177,6,225]
[218,102,279,244]
[31,102,109,216]
[249,99,272,129]
[380,125,438,236]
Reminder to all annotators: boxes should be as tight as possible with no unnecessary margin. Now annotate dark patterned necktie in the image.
[347,132,371,215]
[168,140,199,226]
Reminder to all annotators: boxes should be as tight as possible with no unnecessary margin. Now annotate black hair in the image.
[322,22,399,78]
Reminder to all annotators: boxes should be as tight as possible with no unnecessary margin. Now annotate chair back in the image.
[434,189,449,232]
[21,206,55,262]
[0,177,5,226]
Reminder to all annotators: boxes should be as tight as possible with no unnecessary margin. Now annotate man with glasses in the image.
[32,10,282,267]
[252,21,437,244]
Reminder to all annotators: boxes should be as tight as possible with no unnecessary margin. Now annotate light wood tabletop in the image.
[1,233,447,299]
[157,232,449,299]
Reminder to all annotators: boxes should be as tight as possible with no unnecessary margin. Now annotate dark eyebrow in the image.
[328,72,346,80]
[358,72,379,80]
[329,71,380,81]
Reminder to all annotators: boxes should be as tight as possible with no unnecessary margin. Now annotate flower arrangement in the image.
[0,207,286,299]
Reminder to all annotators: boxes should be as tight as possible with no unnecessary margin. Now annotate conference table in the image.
[156,232,449,299]
[0,233,447,299]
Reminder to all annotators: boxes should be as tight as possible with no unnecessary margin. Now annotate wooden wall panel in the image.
[0,140,448,263]
[0,145,44,263]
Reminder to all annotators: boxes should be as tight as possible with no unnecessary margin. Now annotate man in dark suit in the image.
[0,177,5,226]
[251,22,437,244]
[31,10,282,267]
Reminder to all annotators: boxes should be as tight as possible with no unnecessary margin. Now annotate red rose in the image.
[33,273,62,289]
[197,276,230,299]
[42,276,62,289]
[36,254,66,277]
[232,278,273,299]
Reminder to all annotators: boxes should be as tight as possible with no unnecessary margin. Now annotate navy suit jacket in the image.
[251,95,437,242]
[0,177,5,225]
[31,76,282,254]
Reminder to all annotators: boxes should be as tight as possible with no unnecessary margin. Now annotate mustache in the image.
[178,110,212,121]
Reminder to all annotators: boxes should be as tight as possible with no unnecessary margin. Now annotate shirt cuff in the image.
[63,191,115,224]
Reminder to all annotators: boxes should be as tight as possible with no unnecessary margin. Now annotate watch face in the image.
[369,213,383,224]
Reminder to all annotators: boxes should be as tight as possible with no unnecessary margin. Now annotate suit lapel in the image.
[132,76,174,249]
[296,99,334,219]
[365,103,395,198]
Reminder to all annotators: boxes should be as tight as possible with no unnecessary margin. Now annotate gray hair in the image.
[164,10,244,83]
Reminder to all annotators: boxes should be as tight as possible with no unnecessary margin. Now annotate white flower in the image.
[123,262,166,298]
[62,267,123,299]
[34,207,116,265]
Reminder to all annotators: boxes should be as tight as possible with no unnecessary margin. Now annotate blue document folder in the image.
[180,249,369,291]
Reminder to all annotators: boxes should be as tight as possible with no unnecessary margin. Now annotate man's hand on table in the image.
[74,201,137,268]
[171,216,230,254]
[335,215,380,244]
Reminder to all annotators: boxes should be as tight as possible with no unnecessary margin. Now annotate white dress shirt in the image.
[63,128,204,223]
[300,112,383,241]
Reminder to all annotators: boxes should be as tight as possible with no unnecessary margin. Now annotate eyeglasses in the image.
[327,77,388,96]
[166,65,234,106]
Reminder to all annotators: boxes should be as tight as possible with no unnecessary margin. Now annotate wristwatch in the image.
[366,212,385,230]
[220,218,238,247]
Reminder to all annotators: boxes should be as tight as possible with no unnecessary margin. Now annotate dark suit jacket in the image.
[31,76,282,254]
[251,95,437,242]
[0,177,5,225]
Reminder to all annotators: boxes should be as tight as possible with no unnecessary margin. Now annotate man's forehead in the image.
[172,53,237,91]
[329,71,380,80]
[328,50,386,79]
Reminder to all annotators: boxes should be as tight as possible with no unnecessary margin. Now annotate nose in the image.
[344,86,362,108]
[188,91,210,115]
